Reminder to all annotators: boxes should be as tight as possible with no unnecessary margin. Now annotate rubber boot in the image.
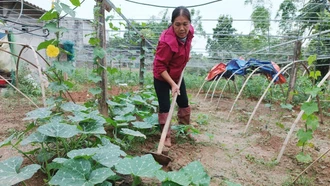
[177,106,196,141]
[158,113,171,147]
[177,106,191,125]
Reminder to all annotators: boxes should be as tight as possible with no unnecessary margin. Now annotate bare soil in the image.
[1,88,330,186]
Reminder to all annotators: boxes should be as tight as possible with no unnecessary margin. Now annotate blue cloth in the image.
[225,59,248,76]
[246,58,280,82]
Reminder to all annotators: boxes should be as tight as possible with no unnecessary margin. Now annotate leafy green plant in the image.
[0,156,40,186]
[105,87,160,148]
[38,1,78,99]
[16,66,42,97]
[49,158,115,186]
[156,161,210,186]
[296,101,319,163]
[282,175,315,186]
[224,180,242,186]
[115,154,162,186]
[0,80,211,185]
[0,100,112,180]
[280,103,293,111]
[48,137,124,186]
[295,55,322,164]
[245,154,278,168]
[172,125,200,141]
[196,113,209,125]
[0,2,214,185]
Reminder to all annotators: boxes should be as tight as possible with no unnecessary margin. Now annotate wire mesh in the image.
[0,0,329,71]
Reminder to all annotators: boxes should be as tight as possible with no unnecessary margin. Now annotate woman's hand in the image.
[171,84,180,96]
[160,71,181,96]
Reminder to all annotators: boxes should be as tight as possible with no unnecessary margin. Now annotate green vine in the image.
[295,55,322,164]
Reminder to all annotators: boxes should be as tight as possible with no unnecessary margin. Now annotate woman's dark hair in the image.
[171,6,191,23]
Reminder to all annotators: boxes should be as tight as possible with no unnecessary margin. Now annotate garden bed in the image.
[1,88,330,185]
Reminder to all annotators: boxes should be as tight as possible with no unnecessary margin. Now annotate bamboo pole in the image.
[292,148,330,184]
[0,41,47,107]
[227,64,270,120]
[0,75,39,108]
[244,61,301,133]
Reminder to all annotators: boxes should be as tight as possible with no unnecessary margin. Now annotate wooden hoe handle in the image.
[157,69,185,154]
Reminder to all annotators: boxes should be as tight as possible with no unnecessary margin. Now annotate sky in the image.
[25,0,283,53]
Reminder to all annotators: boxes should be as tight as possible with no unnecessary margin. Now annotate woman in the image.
[153,6,194,147]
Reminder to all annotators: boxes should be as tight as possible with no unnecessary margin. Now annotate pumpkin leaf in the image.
[24,107,52,120]
[181,161,210,185]
[67,144,126,168]
[114,115,136,123]
[37,122,79,138]
[89,87,102,96]
[130,95,147,105]
[78,121,106,134]
[115,154,161,178]
[0,133,15,147]
[92,144,126,168]
[88,73,102,83]
[49,158,115,186]
[120,128,146,139]
[132,121,153,129]
[20,131,50,145]
[0,156,40,186]
[61,102,87,112]
[96,181,113,186]
[166,171,190,186]
[143,114,159,125]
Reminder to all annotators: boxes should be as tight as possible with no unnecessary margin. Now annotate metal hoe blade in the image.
[150,152,172,166]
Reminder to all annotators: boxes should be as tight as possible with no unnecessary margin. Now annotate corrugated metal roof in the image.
[21,0,47,12]
[0,0,46,20]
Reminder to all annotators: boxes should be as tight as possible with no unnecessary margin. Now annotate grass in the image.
[245,154,278,169]
[282,175,316,186]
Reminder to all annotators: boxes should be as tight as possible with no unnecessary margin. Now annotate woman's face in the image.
[173,15,190,38]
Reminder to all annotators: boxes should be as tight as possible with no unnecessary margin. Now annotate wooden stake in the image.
[139,38,145,89]
[286,41,301,103]
[96,0,108,117]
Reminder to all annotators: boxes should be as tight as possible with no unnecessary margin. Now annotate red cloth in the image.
[205,63,226,81]
[265,61,286,84]
[153,25,194,82]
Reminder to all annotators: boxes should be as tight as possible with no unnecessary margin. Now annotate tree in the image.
[121,8,206,50]
[304,7,330,80]
[251,6,271,34]
[276,0,298,33]
[206,15,241,60]
[297,0,330,31]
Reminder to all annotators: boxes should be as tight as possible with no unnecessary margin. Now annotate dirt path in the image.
[175,95,330,185]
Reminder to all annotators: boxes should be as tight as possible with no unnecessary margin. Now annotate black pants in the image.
[154,77,189,113]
